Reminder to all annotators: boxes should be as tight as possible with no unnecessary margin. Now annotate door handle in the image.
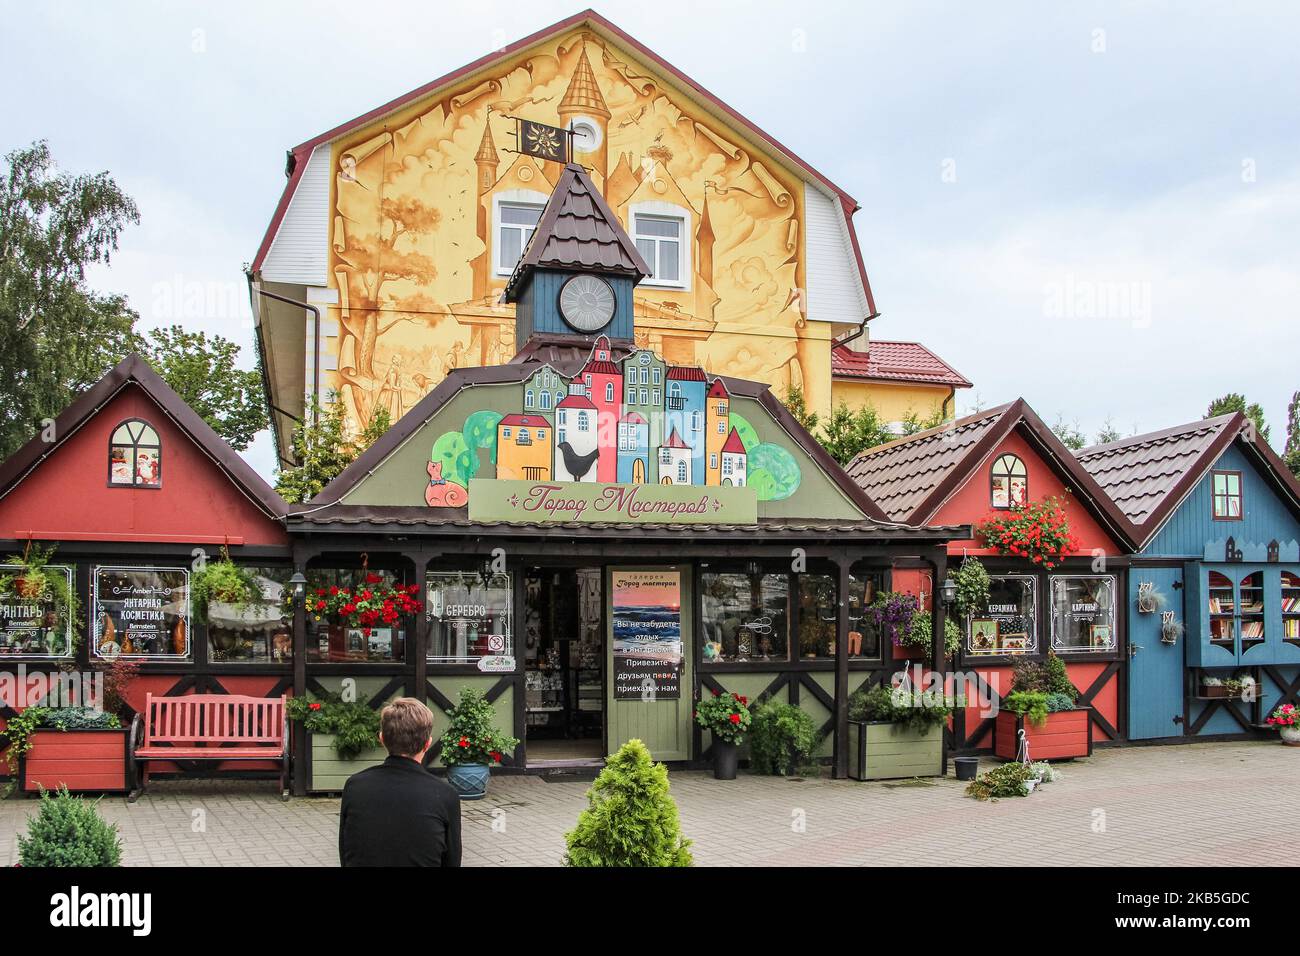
[1129,643,1141,658]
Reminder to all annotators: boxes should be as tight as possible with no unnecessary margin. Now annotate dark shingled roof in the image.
[844,404,1013,522]
[503,163,649,301]
[1075,415,1239,528]
[509,333,634,375]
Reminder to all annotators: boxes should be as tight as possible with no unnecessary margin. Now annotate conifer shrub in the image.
[563,739,693,867]
[749,699,818,776]
[17,787,122,867]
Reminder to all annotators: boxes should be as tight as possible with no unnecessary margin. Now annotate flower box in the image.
[20,727,131,794]
[994,708,1091,761]
[891,642,928,661]
[307,732,387,793]
[846,720,943,781]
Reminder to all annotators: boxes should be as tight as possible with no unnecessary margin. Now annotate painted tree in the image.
[0,141,140,458]
[1207,393,1271,445]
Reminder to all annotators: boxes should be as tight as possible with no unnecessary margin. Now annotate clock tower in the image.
[503,162,649,347]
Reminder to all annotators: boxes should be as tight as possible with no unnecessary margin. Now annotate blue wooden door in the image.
[1128,567,1186,740]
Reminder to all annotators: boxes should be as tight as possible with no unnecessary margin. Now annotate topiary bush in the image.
[18,787,122,867]
[749,699,818,776]
[564,739,692,867]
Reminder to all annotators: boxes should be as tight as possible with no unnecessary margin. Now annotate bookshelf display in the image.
[1207,571,1235,646]
[1238,571,1265,651]
[1283,571,1300,646]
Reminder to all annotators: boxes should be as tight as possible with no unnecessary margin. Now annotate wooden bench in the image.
[130,693,288,801]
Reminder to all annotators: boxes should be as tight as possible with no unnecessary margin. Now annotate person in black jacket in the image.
[339,697,462,867]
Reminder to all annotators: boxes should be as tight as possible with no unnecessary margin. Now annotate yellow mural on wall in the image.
[324,28,826,435]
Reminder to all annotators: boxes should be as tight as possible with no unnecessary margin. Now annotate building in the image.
[496,414,553,482]
[720,427,747,487]
[247,10,968,466]
[658,427,692,486]
[705,379,730,485]
[616,412,649,484]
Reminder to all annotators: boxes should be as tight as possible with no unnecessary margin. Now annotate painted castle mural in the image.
[327,27,818,440]
[426,337,801,505]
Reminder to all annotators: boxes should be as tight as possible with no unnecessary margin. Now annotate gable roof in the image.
[308,359,894,522]
[832,341,972,389]
[249,9,876,317]
[1076,412,1300,548]
[503,163,649,301]
[0,354,286,521]
[844,398,1137,547]
[721,428,746,455]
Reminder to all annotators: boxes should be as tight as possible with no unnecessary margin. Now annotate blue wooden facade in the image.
[1125,442,1300,740]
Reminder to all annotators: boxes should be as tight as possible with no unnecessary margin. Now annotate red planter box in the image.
[994,708,1091,761]
[20,728,131,794]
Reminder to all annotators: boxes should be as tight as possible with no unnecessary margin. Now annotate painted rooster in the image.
[557,442,600,482]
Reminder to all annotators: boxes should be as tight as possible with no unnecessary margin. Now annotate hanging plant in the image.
[976,496,1079,569]
[1160,617,1184,645]
[190,547,261,624]
[895,610,961,658]
[952,556,991,619]
[869,591,920,647]
[1136,584,1168,614]
[298,573,423,635]
[0,543,80,654]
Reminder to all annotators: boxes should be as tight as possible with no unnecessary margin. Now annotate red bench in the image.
[130,693,289,801]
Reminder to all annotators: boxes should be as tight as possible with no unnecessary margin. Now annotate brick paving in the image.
[0,740,1294,866]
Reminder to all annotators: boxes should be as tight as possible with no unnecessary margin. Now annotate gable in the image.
[0,384,287,546]
[930,428,1124,555]
[1145,442,1300,557]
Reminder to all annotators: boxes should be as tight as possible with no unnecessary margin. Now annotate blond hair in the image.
[380,698,434,756]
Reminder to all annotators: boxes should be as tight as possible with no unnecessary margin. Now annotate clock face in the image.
[558,275,616,333]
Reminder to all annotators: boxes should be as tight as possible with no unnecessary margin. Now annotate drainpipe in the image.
[254,287,322,407]
[833,310,882,351]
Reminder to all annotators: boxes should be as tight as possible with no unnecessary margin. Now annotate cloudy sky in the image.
[6,0,1298,478]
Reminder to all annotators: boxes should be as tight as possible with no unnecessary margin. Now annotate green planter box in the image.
[308,733,387,793]
[846,720,943,781]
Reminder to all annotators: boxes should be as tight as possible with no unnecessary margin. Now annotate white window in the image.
[627,386,636,404]
[677,460,688,482]
[660,449,671,465]
[631,201,691,289]
[497,201,543,273]
[605,382,614,403]
[502,427,512,438]
[559,429,567,443]
[652,389,660,405]
[525,389,535,407]
[652,368,661,386]
[578,411,589,430]
[691,410,702,432]
[710,454,718,469]
[639,388,648,404]
[558,410,567,426]
[717,421,726,434]
[540,392,552,410]
[723,458,732,476]
[518,428,530,442]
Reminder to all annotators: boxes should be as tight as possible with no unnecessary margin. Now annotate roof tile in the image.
[832,340,971,389]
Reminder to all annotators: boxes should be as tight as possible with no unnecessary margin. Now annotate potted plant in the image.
[845,684,953,781]
[437,688,518,800]
[190,547,260,623]
[953,555,991,618]
[976,495,1080,570]
[869,591,921,660]
[694,690,751,780]
[1266,703,1300,746]
[1201,675,1226,698]
[17,786,123,866]
[287,692,386,792]
[748,699,818,776]
[893,609,960,661]
[964,761,1037,801]
[0,543,80,657]
[300,572,422,661]
[994,654,1090,760]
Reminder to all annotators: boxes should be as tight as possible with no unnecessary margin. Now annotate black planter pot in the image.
[954,756,980,781]
[712,740,739,780]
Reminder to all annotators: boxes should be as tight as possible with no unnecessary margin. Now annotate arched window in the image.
[990,454,1027,509]
[109,419,162,487]
[677,460,688,483]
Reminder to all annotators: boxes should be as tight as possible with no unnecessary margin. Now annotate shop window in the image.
[966,574,1036,656]
[1206,570,1235,646]
[1212,471,1242,520]
[1238,571,1265,650]
[426,571,512,663]
[1049,575,1116,652]
[206,567,293,663]
[795,574,839,659]
[108,419,161,487]
[1282,571,1300,646]
[700,570,789,663]
[92,566,191,660]
[848,570,885,659]
[990,454,1026,509]
[0,563,76,658]
[304,567,411,663]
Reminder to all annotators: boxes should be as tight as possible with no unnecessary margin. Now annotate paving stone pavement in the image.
[0,740,1295,866]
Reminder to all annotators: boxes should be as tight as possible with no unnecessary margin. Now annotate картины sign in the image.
[611,569,682,700]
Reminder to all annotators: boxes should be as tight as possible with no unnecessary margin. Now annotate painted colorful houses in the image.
[496,414,553,482]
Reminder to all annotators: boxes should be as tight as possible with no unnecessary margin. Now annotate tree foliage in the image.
[0,141,141,458]
[142,325,267,450]
[1285,390,1300,478]
[274,395,390,504]
[1207,392,1271,445]
[1051,415,1087,451]
[781,387,943,465]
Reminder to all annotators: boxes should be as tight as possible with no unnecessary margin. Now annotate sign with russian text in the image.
[0,564,75,659]
[93,566,190,660]
[469,479,757,525]
[611,569,682,700]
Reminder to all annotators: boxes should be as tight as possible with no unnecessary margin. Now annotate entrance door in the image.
[1128,566,1185,740]
[606,565,693,761]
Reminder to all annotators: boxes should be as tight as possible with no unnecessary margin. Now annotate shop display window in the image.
[1207,571,1235,646]
[206,567,293,663]
[1282,571,1300,645]
[796,574,838,659]
[304,567,411,663]
[847,570,884,659]
[1238,571,1265,651]
[93,566,190,660]
[1049,574,1116,652]
[990,454,1027,509]
[427,571,513,663]
[0,564,76,658]
[700,570,788,663]
[108,418,161,487]
[966,574,1036,656]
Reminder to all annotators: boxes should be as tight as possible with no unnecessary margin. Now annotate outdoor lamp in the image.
[289,571,307,607]
[940,576,958,606]
[479,559,494,588]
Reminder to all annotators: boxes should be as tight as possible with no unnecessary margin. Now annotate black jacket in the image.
[339,756,462,867]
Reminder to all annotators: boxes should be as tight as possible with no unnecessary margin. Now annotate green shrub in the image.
[848,685,896,723]
[1044,652,1079,701]
[564,739,692,867]
[1045,692,1076,713]
[1004,691,1049,726]
[287,693,381,760]
[437,688,518,767]
[848,684,955,733]
[965,761,1034,801]
[902,610,961,657]
[18,787,122,866]
[749,699,818,776]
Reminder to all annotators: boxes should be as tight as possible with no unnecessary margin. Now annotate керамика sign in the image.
[468,479,758,524]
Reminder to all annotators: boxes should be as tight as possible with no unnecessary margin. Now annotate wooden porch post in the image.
[832,552,852,780]
[928,547,949,775]
[290,541,312,797]
[409,550,431,703]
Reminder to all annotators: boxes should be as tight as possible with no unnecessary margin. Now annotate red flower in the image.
[458,736,470,748]
[329,585,339,596]
[728,713,741,724]
[490,750,502,763]
[309,702,321,711]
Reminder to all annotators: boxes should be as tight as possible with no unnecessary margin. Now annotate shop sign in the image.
[0,564,75,658]
[469,479,757,525]
[611,569,682,700]
[93,566,190,659]
[477,655,516,673]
